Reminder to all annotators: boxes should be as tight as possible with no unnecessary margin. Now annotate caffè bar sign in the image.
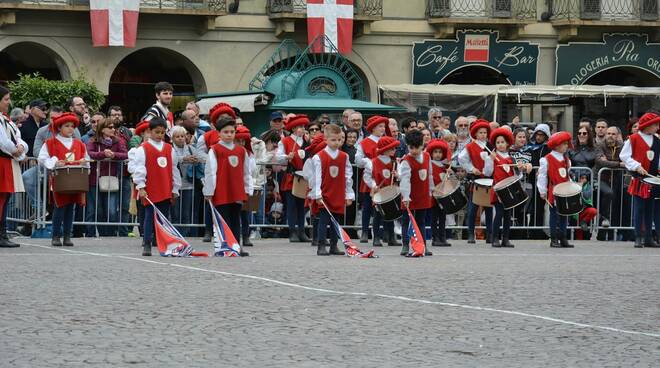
[412,30,539,85]
[556,34,660,85]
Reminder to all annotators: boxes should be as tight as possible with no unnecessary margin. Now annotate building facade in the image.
[0,0,658,129]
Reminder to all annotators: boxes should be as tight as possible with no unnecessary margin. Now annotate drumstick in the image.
[544,197,553,208]
[390,160,397,187]
[482,144,502,164]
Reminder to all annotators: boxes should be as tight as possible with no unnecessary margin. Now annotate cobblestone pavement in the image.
[1,237,659,367]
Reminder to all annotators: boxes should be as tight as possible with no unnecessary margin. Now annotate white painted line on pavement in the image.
[22,242,660,339]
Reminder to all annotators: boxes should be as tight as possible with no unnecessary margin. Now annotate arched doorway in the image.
[107,47,206,126]
[0,42,69,84]
[441,65,511,85]
[584,66,660,87]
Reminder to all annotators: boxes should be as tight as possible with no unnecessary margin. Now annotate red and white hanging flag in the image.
[90,0,140,47]
[307,0,354,54]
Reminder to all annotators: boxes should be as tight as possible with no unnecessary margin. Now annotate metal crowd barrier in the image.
[6,156,638,240]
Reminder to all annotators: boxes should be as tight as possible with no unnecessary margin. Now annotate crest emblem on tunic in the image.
[480,151,488,160]
[228,155,239,167]
[558,167,567,178]
[65,152,75,162]
[329,165,339,178]
[419,169,427,181]
[298,149,306,159]
[157,157,168,168]
[647,150,654,161]
[383,169,391,178]
[503,165,510,173]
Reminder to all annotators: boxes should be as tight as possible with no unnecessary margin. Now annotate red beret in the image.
[376,136,399,155]
[235,125,251,141]
[305,133,326,156]
[547,131,573,150]
[285,114,310,131]
[134,120,149,137]
[489,127,514,147]
[209,102,236,125]
[366,115,388,133]
[204,129,220,148]
[51,112,80,133]
[425,139,451,160]
[638,112,660,131]
[470,119,491,139]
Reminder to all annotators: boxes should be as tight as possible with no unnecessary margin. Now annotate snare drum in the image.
[493,176,528,210]
[472,178,493,208]
[643,176,660,186]
[373,185,402,221]
[292,171,309,199]
[433,178,467,214]
[52,166,90,194]
[552,182,583,216]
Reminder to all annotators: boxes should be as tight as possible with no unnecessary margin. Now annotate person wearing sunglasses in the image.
[19,98,49,158]
[568,125,599,239]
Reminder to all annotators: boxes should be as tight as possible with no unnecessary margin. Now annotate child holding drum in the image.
[235,125,256,247]
[398,130,434,256]
[38,113,91,247]
[537,131,574,248]
[457,119,493,244]
[483,128,532,248]
[132,118,181,256]
[426,139,452,247]
[364,135,401,247]
[619,112,660,248]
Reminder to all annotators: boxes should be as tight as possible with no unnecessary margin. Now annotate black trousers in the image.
[216,203,243,242]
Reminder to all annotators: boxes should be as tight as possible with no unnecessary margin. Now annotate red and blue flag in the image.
[210,205,242,257]
[406,208,425,257]
[330,215,376,258]
[153,203,208,257]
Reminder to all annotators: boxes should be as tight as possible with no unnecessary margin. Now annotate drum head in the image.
[493,176,519,191]
[643,177,660,186]
[373,186,401,204]
[553,182,582,196]
[435,178,460,198]
[474,178,493,187]
[294,170,305,176]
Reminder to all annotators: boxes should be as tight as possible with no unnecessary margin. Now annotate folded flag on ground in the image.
[330,214,376,258]
[152,202,208,257]
[406,208,425,257]
[210,204,242,257]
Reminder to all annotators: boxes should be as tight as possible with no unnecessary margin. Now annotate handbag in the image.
[99,175,119,192]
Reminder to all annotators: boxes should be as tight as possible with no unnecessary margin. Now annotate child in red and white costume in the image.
[537,131,573,248]
[235,125,256,248]
[132,118,181,256]
[203,115,252,256]
[38,112,90,247]
[426,138,453,247]
[355,115,388,243]
[303,133,326,249]
[277,114,310,243]
[363,135,400,247]
[311,124,354,256]
[483,127,531,248]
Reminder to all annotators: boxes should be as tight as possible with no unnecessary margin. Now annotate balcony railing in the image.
[427,0,536,20]
[267,0,383,18]
[551,0,659,21]
[0,0,227,14]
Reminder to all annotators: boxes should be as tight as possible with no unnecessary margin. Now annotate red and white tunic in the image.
[398,152,433,210]
[202,141,252,206]
[311,147,354,215]
[537,150,570,204]
[356,135,379,193]
[277,135,305,192]
[38,135,90,207]
[363,155,394,190]
[488,152,515,204]
[620,132,660,198]
[131,139,182,205]
[458,140,490,177]
[0,115,26,193]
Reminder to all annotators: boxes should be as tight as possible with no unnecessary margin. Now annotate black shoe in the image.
[643,237,660,248]
[467,233,475,244]
[559,234,574,248]
[550,234,561,248]
[240,250,250,256]
[51,236,62,247]
[486,233,492,244]
[298,229,311,242]
[387,238,401,247]
[0,230,19,247]
[492,238,501,247]
[317,243,329,256]
[372,237,383,247]
[400,244,409,256]
[329,242,345,255]
[432,236,441,247]
[424,246,433,256]
[501,237,515,248]
[437,236,451,247]
[62,235,74,247]
[142,242,151,256]
[360,231,369,243]
[202,230,212,243]
[242,235,253,247]
[634,237,644,248]
[289,230,301,243]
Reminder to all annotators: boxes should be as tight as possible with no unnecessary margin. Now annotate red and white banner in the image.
[90,0,139,47]
[307,0,353,54]
[463,34,490,63]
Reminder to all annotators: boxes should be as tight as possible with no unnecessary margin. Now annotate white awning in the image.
[379,84,660,98]
[197,93,269,115]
